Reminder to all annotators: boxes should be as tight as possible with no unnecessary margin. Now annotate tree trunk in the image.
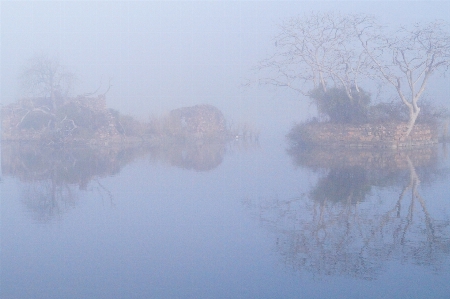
[405,106,420,137]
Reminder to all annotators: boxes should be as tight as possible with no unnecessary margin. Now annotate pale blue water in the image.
[1,138,449,299]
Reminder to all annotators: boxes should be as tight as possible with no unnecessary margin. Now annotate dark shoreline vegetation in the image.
[1,52,259,147]
[286,87,449,149]
[1,96,259,147]
[1,96,261,181]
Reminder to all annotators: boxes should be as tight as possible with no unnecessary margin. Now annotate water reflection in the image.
[1,138,258,221]
[245,145,450,279]
[147,140,227,171]
[147,137,260,171]
[1,141,148,221]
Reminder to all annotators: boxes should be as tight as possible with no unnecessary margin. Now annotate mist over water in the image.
[2,2,450,298]
[2,138,450,298]
[2,1,449,136]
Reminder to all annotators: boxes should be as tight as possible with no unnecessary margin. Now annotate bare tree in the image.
[257,13,450,136]
[257,12,373,101]
[19,54,77,111]
[358,21,450,136]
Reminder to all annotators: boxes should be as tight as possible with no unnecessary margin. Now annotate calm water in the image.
[1,138,450,299]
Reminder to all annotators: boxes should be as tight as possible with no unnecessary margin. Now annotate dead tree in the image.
[19,54,77,111]
[256,12,374,100]
[358,21,450,136]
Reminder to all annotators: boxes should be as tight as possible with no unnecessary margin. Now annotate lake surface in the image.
[1,137,450,299]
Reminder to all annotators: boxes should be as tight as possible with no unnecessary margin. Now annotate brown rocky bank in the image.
[1,95,230,146]
[288,122,439,149]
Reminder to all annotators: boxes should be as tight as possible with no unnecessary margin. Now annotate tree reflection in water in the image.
[1,141,149,222]
[146,136,259,171]
[2,138,259,222]
[147,140,227,171]
[244,145,450,280]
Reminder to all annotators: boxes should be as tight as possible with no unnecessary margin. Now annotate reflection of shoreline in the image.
[147,137,260,171]
[287,145,438,172]
[1,141,148,188]
[243,145,450,279]
[147,139,227,172]
[1,141,149,222]
[2,137,259,222]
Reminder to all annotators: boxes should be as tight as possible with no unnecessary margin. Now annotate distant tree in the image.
[357,20,450,136]
[19,54,77,111]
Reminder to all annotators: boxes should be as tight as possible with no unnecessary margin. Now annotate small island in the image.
[255,12,450,149]
[1,94,231,146]
[1,55,256,148]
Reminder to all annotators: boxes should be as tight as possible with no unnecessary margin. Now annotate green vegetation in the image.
[369,100,450,125]
[287,92,449,148]
[310,86,371,124]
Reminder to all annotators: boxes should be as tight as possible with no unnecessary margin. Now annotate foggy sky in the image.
[1,1,450,136]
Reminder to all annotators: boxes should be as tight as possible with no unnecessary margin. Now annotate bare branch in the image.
[19,54,77,111]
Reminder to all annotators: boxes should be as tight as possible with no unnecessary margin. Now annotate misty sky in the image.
[1,1,450,135]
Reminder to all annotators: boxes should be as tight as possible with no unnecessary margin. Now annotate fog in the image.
[2,1,450,136]
[2,3,450,298]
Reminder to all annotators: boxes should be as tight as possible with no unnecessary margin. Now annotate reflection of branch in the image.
[244,151,450,279]
[407,154,436,244]
[94,179,114,207]
[22,178,78,223]
[401,190,415,245]
[397,177,412,217]
[417,192,435,244]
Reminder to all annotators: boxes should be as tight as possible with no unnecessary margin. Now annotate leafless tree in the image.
[257,13,450,136]
[257,12,374,101]
[19,54,77,111]
[358,21,450,136]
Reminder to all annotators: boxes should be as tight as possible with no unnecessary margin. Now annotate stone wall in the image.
[300,122,438,148]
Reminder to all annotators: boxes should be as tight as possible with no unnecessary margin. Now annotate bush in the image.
[368,101,408,123]
[57,102,109,132]
[286,122,315,148]
[369,99,450,124]
[309,86,371,124]
[118,114,144,136]
[19,110,54,130]
[416,100,450,124]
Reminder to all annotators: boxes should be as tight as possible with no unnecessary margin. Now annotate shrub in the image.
[368,101,408,123]
[416,100,450,124]
[19,110,54,130]
[286,121,315,148]
[309,86,371,124]
[369,99,450,124]
[57,102,109,132]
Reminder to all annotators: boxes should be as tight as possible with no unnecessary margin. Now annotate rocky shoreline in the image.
[287,121,440,149]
